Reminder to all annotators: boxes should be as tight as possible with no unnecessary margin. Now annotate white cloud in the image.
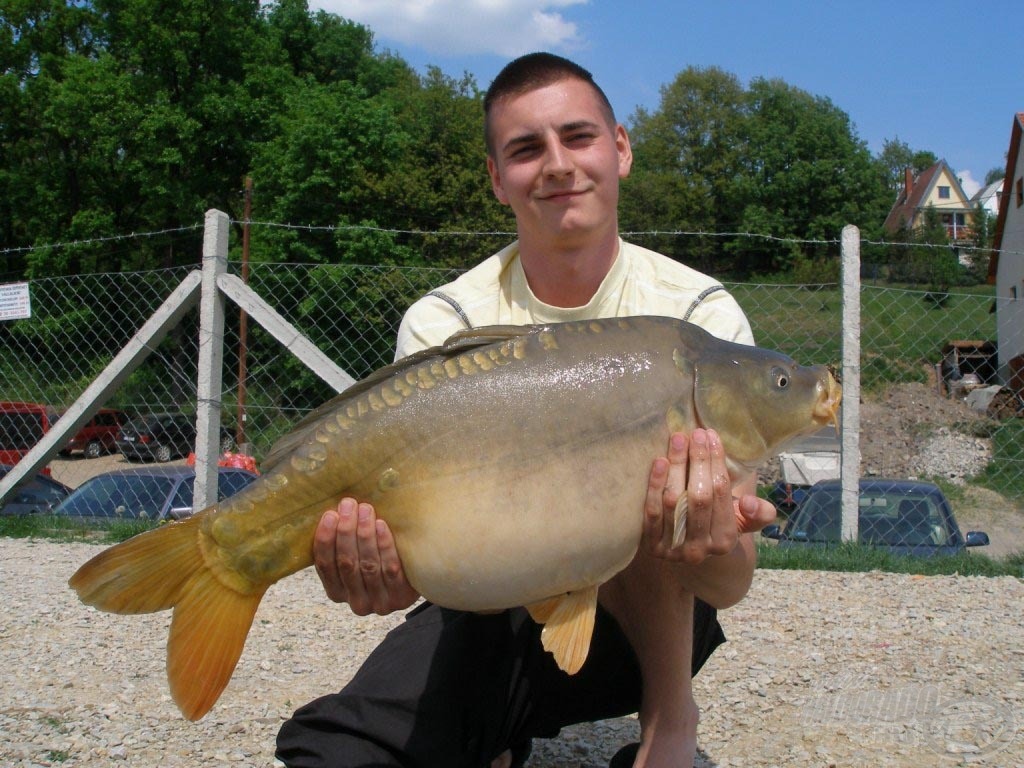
[957,169,981,198]
[310,0,587,57]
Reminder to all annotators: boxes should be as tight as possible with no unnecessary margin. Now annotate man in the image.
[277,52,775,768]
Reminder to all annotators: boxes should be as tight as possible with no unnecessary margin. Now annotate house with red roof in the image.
[883,159,975,243]
[988,113,1024,390]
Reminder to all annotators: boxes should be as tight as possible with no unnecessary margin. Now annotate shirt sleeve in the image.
[685,289,756,346]
[395,295,471,360]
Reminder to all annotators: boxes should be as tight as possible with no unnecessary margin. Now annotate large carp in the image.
[70,316,841,720]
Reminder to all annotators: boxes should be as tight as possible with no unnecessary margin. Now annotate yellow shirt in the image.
[396,239,754,359]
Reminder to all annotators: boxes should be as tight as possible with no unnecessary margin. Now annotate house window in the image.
[955,213,965,225]
[1017,178,1023,207]
[938,186,951,199]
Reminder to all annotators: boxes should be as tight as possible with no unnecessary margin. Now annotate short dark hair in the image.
[483,52,616,155]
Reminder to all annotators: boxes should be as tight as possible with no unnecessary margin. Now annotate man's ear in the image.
[487,156,510,205]
[616,124,633,179]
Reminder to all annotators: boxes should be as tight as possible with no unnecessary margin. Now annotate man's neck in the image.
[517,231,620,308]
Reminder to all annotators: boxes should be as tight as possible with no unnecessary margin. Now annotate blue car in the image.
[0,465,71,516]
[53,465,258,523]
[761,478,990,557]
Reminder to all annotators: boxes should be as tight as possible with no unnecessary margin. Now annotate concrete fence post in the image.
[840,224,862,542]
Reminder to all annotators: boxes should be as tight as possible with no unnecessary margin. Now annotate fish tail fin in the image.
[168,567,266,720]
[68,517,266,720]
[69,516,205,614]
[530,586,598,675]
[671,497,755,547]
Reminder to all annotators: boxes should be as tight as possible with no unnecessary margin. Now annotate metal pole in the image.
[237,176,252,451]
[840,225,862,542]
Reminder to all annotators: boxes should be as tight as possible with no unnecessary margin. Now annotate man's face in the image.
[486,78,633,249]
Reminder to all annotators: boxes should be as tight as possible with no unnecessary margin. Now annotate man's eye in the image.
[510,145,538,158]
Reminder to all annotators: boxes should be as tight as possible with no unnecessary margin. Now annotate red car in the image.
[0,401,60,466]
[61,408,129,459]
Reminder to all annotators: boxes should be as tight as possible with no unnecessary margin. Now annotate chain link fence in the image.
[1,218,1021,550]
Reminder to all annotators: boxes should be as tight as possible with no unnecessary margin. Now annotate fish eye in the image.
[772,366,790,389]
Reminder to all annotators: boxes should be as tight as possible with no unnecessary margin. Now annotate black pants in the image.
[276,600,724,768]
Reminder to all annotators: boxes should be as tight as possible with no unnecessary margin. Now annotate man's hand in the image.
[313,498,420,616]
[642,430,776,565]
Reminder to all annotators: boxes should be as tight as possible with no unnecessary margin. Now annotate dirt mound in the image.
[858,381,993,481]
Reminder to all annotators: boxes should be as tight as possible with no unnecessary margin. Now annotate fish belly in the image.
[376,429,663,611]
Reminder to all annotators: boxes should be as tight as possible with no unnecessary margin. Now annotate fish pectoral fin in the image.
[671,491,755,549]
[672,496,688,548]
[536,586,598,675]
[168,569,267,721]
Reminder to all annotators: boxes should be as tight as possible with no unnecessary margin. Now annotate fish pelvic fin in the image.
[531,586,598,675]
[524,595,562,625]
[68,516,266,720]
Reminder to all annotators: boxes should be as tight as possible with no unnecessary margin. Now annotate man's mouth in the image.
[539,189,583,201]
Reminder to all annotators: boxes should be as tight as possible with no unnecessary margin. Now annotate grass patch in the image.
[757,540,1023,578]
[978,420,1024,499]
[4,515,1021,579]
[730,282,996,391]
[0,515,156,544]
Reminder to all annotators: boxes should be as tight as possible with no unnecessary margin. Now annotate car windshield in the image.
[786,488,954,547]
[0,412,45,450]
[125,417,157,433]
[56,474,179,520]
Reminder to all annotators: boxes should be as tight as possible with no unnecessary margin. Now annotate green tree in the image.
[964,203,994,283]
[5,0,270,277]
[984,166,1004,186]
[876,137,938,193]
[729,78,883,274]
[622,66,745,272]
[368,66,513,269]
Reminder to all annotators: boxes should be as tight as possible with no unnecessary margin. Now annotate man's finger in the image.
[375,519,420,610]
[313,509,347,602]
[644,456,671,550]
[352,502,388,615]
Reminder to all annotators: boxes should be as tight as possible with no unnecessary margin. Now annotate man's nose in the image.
[542,141,573,178]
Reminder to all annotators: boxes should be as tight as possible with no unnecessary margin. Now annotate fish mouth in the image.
[813,370,843,432]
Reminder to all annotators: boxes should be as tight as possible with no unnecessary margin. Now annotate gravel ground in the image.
[2,538,1021,768]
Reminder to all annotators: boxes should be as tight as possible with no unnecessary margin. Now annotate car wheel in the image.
[84,441,103,460]
[155,444,173,462]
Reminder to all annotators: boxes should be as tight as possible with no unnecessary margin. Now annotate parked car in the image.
[769,480,811,513]
[60,408,129,459]
[0,401,60,466]
[117,412,234,463]
[761,478,990,557]
[0,464,72,516]
[53,465,258,523]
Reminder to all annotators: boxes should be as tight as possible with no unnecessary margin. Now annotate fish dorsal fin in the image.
[441,324,536,348]
[528,586,598,675]
[261,324,541,473]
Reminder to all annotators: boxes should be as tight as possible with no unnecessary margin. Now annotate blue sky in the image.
[310,0,1022,197]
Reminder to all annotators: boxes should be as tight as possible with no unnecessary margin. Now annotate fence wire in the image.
[1,223,1021,549]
